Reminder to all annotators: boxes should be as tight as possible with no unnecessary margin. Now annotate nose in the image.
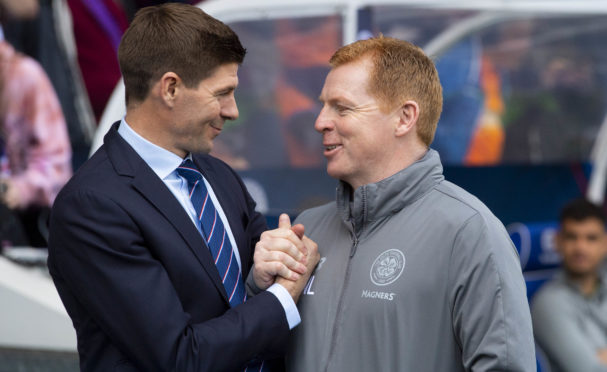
[314,106,333,133]
[221,95,239,121]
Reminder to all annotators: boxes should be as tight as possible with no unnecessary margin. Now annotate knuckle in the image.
[270,251,281,261]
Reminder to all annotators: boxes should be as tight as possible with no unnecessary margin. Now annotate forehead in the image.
[320,57,373,101]
[199,63,239,88]
[561,218,606,234]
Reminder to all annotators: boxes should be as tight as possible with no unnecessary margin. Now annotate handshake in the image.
[252,213,320,303]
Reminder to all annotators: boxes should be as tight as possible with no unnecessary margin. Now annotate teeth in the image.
[326,145,338,151]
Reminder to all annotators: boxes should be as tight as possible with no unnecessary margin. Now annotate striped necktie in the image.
[176,159,246,307]
[177,159,269,371]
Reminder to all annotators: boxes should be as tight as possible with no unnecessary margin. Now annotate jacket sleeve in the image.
[48,188,288,372]
[448,212,536,371]
[531,287,607,372]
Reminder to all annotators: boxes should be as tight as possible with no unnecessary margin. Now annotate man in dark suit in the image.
[47,3,318,371]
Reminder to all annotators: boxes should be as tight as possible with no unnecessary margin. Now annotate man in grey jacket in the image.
[256,36,536,371]
[532,198,607,372]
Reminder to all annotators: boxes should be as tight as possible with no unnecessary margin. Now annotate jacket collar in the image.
[336,149,445,232]
[557,270,607,301]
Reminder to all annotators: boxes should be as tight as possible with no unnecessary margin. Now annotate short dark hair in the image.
[559,198,606,225]
[118,3,246,105]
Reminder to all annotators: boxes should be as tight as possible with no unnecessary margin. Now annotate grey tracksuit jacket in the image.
[286,149,536,372]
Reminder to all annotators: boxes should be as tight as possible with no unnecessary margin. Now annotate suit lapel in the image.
[131,172,229,303]
[104,124,230,304]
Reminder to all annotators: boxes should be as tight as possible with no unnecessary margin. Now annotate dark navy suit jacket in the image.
[47,123,289,371]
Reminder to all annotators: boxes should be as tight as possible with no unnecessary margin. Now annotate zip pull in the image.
[349,222,359,257]
[350,237,359,257]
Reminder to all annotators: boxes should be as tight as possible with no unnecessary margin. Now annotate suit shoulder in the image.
[55,147,121,201]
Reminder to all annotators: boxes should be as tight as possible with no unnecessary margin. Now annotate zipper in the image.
[324,223,359,372]
[323,185,366,370]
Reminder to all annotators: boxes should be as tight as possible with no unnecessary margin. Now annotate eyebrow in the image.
[319,96,353,106]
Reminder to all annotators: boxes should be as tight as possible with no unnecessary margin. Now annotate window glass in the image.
[368,7,607,165]
[210,15,342,215]
[211,16,342,170]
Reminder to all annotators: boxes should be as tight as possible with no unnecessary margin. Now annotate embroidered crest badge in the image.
[370,249,405,286]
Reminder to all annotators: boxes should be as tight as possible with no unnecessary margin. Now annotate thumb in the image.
[291,224,305,240]
[278,213,292,229]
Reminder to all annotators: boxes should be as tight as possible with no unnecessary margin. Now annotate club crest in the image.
[370,249,405,286]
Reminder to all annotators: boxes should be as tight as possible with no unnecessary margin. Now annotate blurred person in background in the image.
[0,0,72,248]
[501,43,604,164]
[3,0,96,170]
[532,198,607,372]
[0,0,38,19]
[1,0,198,171]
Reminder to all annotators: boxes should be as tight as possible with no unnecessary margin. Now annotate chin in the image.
[326,163,348,180]
[566,267,595,278]
[327,170,347,182]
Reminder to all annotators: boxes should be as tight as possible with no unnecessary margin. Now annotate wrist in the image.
[254,274,274,291]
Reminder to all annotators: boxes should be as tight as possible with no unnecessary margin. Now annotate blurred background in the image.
[3,0,607,371]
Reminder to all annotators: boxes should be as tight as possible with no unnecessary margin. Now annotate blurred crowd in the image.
[0,0,198,248]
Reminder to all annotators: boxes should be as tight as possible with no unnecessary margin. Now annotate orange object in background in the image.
[275,17,341,167]
[465,55,505,165]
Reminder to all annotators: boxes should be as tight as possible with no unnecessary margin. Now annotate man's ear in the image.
[395,100,419,137]
[159,72,180,108]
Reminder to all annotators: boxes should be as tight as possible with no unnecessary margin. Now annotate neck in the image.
[348,140,428,191]
[390,135,428,178]
[125,103,185,157]
[568,272,600,296]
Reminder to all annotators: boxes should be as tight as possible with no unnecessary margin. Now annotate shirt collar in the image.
[117,118,185,180]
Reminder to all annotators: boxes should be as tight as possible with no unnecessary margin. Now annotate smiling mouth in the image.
[324,145,342,154]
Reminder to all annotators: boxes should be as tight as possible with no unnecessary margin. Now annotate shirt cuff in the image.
[267,283,301,330]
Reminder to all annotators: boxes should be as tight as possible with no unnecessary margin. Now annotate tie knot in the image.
[176,159,202,185]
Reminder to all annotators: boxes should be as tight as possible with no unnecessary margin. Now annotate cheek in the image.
[210,100,222,115]
[191,96,220,120]
[202,106,218,123]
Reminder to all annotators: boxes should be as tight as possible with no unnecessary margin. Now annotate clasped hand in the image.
[253,214,319,302]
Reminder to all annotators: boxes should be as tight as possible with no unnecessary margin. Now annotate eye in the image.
[216,88,235,97]
[335,104,351,115]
